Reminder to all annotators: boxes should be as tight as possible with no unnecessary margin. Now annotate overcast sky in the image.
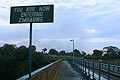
[0,0,120,54]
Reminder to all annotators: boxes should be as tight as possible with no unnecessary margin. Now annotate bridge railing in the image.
[87,60,120,74]
[73,58,120,80]
[17,59,62,80]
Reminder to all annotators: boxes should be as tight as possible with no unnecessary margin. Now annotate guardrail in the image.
[17,60,62,80]
[72,58,120,80]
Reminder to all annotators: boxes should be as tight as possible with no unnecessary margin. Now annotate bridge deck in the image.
[55,61,84,80]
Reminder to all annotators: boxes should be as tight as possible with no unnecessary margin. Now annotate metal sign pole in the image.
[10,5,54,79]
[73,40,74,63]
[29,23,32,79]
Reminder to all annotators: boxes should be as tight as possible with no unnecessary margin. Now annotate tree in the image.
[14,45,29,61]
[0,44,55,80]
[31,45,36,51]
[59,50,66,55]
[92,49,103,56]
[49,49,58,55]
[0,56,17,80]
[73,49,81,57]
[0,44,16,56]
[81,51,86,57]
[42,48,47,53]
[103,46,120,59]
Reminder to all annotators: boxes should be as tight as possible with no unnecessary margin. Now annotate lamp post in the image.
[70,39,74,63]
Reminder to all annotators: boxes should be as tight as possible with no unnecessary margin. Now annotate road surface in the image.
[55,61,84,80]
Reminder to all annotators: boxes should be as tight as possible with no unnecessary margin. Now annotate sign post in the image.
[29,23,32,78]
[10,5,54,79]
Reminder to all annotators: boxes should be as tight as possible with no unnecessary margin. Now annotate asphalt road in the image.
[55,61,84,80]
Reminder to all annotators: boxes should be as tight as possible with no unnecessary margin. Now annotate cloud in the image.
[34,38,80,51]
[0,18,9,26]
[85,28,98,34]
[0,39,28,45]
[39,38,79,43]
[86,0,120,16]
[1,0,120,23]
[87,37,120,43]
[0,0,120,54]
[89,7,120,16]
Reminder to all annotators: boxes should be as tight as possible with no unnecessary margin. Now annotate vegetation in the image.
[0,44,56,80]
[49,48,58,55]
[48,46,120,61]
[85,46,120,61]
[0,44,120,80]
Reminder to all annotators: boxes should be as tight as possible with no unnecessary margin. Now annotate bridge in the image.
[17,58,120,80]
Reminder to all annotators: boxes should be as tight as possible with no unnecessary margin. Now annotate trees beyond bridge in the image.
[0,44,55,80]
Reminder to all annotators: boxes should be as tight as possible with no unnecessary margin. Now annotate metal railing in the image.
[17,60,62,80]
[73,58,120,80]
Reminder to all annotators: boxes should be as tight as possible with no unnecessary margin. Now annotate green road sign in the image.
[10,5,54,24]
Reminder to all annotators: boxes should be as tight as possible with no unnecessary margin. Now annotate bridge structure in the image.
[17,58,120,80]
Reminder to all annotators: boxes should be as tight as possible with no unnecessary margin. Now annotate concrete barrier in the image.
[17,60,62,80]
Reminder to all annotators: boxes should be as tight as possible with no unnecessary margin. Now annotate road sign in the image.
[10,4,54,79]
[10,5,54,24]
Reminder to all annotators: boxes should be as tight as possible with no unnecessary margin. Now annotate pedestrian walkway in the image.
[55,61,84,80]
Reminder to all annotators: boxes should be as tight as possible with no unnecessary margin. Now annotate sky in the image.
[0,0,120,54]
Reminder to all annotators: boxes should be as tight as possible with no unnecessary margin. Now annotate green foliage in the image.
[103,46,120,60]
[0,44,55,80]
[81,51,86,57]
[58,49,82,57]
[86,46,120,60]
[49,48,58,55]
[42,48,47,53]
[31,45,36,51]
[0,44,16,56]
[0,56,17,80]
[58,50,72,56]
[59,50,66,55]
[73,49,81,57]
[14,45,29,61]
[92,49,103,57]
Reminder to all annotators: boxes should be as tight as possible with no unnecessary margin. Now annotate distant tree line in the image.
[48,46,120,61]
[85,46,120,60]
[48,48,87,57]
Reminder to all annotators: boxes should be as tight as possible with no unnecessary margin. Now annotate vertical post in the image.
[81,59,82,69]
[83,59,85,73]
[102,63,103,69]
[92,61,95,80]
[99,60,101,80]
[85,60,87,74]
[81,59,83,72]
[29,23,32,79]
[83,59,84,72]
[118,67,120,72]
[108,63,110,80]
[81,59,83,71]
[80,59,81,68]
[88,61,90,77]
[70,39,74,63]
[73,40,74,63]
